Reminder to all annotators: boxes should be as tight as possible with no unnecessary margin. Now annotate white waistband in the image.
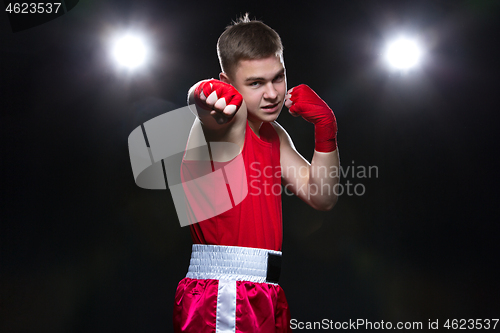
[186,244,282,283]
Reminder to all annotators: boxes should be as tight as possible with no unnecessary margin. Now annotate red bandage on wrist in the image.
[194,79,243,110]
[289,84,338,152]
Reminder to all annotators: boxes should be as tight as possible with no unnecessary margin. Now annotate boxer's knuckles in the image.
[194,79,243,124]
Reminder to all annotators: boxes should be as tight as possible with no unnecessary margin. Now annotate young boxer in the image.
[174,14,340,333]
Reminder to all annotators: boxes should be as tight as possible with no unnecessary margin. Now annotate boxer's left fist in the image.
[285,84,338,152]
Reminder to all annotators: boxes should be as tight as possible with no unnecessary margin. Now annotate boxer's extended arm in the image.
[276,84,340,211]
[187,79,247,143]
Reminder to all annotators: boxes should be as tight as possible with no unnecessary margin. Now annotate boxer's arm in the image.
[274,122,340,211]
[276,84,340,211]
[187,79,247,142]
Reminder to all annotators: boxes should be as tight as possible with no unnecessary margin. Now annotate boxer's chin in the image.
[261,110,281,123]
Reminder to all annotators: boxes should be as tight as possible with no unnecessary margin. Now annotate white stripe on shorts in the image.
[215,279,236,333]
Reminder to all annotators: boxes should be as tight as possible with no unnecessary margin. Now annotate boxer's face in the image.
[221,55,286,126]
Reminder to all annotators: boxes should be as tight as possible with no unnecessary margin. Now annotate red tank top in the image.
[181,121,282,251]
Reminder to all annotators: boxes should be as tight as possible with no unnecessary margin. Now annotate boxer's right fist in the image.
[194,79,243,124]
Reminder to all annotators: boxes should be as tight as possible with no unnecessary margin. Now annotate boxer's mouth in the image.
[262,102,279,109]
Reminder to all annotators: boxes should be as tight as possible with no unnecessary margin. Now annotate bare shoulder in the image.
[270,121,295,149]
[270,121,286,139]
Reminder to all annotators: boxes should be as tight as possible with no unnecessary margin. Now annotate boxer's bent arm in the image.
[273,121,340,211]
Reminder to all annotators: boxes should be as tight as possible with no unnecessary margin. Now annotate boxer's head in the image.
[218,15,286,125]
[217,14,284,81]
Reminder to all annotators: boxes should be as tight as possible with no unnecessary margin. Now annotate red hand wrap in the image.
[194,79,243,110]
[289,84,338,152]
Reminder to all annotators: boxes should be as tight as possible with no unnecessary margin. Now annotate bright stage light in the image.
[111,33,148,70]
[384,37,422,70]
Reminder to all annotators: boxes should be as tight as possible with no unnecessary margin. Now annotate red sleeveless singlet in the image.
[182,121,283,251]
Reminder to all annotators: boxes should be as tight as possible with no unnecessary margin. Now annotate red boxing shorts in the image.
[173,245,292,333]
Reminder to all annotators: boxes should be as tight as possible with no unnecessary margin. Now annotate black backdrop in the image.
[2,0,499,332]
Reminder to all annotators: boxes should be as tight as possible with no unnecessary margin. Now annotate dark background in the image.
[2,0,499,332]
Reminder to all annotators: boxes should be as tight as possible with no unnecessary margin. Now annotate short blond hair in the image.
[217,13,284,79]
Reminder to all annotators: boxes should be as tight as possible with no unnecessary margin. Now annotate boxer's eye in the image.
[274,74,285,82]
[249,81,261,88]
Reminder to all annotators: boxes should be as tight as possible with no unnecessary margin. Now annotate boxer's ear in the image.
[219,72,231,84]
